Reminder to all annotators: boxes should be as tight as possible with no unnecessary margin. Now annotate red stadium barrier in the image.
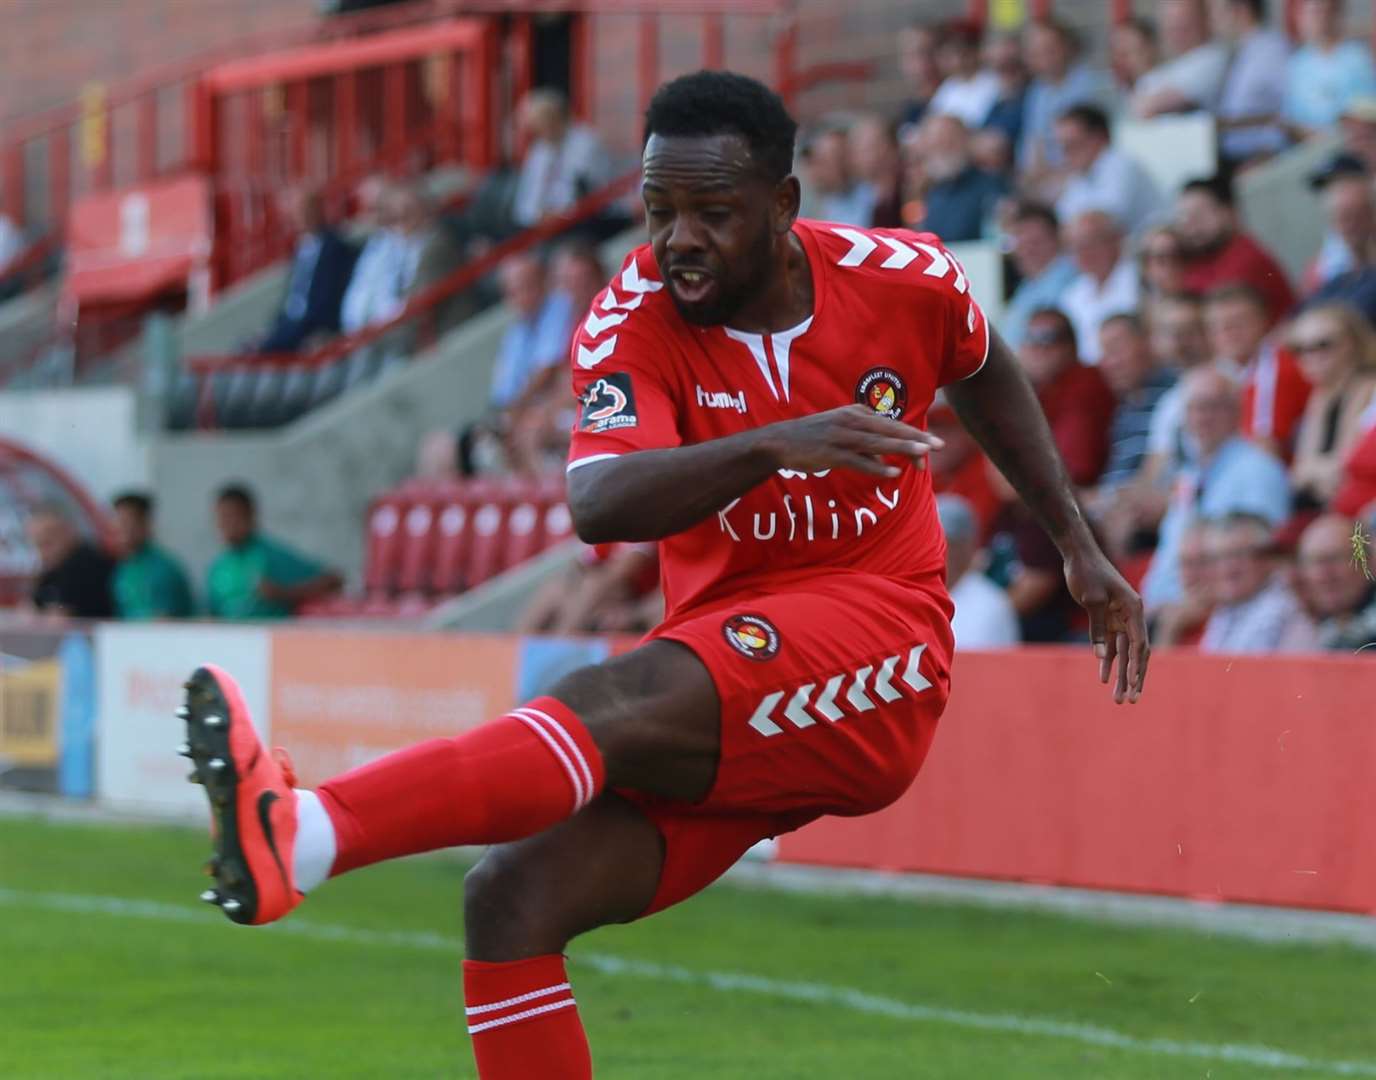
[777,648,1376,914]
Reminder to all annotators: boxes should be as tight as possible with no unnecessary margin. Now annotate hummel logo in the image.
[696,385,748,413]
[577,336,617,369]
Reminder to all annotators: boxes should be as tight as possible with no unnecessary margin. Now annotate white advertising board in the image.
[96,623,271,817]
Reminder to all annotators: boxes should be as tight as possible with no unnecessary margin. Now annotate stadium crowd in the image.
[11,0,1376,654]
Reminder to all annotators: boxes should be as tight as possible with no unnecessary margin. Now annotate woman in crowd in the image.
[1289,301,1376,508]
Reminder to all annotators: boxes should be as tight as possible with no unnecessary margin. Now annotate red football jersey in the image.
[567,220,990,618]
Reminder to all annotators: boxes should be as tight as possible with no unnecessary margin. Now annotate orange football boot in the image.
[179,664,303,926]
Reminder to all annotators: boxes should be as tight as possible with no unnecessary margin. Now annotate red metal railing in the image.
[183,170,640,428]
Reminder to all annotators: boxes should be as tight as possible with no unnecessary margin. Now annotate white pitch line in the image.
[2,887,1374,1077]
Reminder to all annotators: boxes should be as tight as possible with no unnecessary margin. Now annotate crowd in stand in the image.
[794,0,1376,654]
[22,487,340,622]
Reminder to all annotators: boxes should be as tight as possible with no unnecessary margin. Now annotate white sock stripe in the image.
[465,982,572,1016]
[466,997,577,1035]
[513,708,595,808]
[509,713,586,811]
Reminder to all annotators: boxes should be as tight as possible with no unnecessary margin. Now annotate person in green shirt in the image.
[206,484,343,620]
[111,491,194,620]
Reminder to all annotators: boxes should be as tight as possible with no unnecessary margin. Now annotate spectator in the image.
[1110,17,1160,96]
[487,252,575,412]
[1199,513,1317,652]
[1287,302,1376,507]
[1054,104,1164,237]
[253,187,358,355]
[1176,176,1295,323]
[1338,97,1376,173]
[25,504,114,619]
[1284,0,1376,138]
[1016,308,1116,485]
[848,114,904,228]
[462,252,575,474]
[897,21,943,138]
[392,184,463,328]
[1130,0,1230,118]
[1296,512,1376,650]
[1094,313,1178,490]
[1332,402,1376,515]
[1061,210,1141,364]
[1304,157,1374,291]
[1143,291,1213,482]
[510,88,612,229]
[915,115,1006,242]
[929,20,1001,129]
[937,494,1019,649]
[800,127,869,225]
[1142,368,1292,608]
[506,242,606,475]
[340,181,404,335]
[1214,0,1291,166]
[1002,201,1078,349]
[415,429,462,482]
[110,492,193,619]
[205,485,342,620]
[517,543,661,635]
[928,397,1006,540]
[980,33,1030,154]
[1204,283,1312,454]
[1019,17,1113,177]
[1151,520,1216,645]
[1139,225,1190,306]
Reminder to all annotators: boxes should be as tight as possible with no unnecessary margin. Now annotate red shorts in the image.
[619,570,954,916]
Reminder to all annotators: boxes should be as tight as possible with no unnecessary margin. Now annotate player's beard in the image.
[668,219,776,328]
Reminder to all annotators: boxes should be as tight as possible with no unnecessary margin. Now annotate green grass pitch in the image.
[2,814,1375,1079]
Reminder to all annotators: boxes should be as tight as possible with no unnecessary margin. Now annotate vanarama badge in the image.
[722,613,781,661]
[856,367,907,420]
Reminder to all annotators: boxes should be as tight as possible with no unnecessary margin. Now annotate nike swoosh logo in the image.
[257,790,291,889]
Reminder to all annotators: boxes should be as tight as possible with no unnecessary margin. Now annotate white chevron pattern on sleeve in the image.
[584,309,628,338]
[576,336,618,369]
[833,227,878,267]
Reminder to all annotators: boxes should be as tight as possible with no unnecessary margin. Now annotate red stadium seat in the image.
[362,497,406,596]
[542,500,574,551]
[396,496,440,594]
[501,486,546,571]
[430,486,472,595]
[464,482,510,589]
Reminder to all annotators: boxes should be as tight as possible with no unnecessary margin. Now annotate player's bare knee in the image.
[464,849,572,959]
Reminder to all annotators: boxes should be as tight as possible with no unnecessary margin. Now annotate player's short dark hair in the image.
[1027,306,1077,350]
[1204,282,1266,312]
[1183,174,1235,207]
[216,483,256,513]
[113,490,153,517]
[643,70,798,184]
[1011,200,1059,232]
[1057,103,1111,139]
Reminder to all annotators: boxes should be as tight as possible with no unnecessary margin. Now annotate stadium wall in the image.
[79,624,1376,915]
[0,387,150,501]
[0,0,319,124]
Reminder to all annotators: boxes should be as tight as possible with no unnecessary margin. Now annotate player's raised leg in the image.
[178,641,720,925]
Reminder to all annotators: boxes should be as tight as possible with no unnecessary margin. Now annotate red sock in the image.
[463,955,592,1079]
[317,698,604,876]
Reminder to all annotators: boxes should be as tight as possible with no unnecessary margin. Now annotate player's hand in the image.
[758,405,944,478]
[1063,547,1150,705]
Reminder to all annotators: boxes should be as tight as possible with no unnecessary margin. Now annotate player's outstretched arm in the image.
[943,330,1149,703]
[568,405,942,545]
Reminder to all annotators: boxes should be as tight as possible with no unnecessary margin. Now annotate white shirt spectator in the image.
[340,230,414,334]
[1132,41,1230,113]
[929,70,1002,130]
[1061,258,1141,364]
[950,571,1020,649]
[1218,28,1290,160]
[1056,146,1165,237]
[0,213,24,274]
[1201,577,1318,653]
[512,126,611,228]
